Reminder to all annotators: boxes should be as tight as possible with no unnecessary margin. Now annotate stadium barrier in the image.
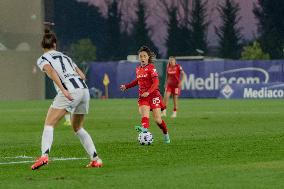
[87,61,166,98]
[87,60,284,99]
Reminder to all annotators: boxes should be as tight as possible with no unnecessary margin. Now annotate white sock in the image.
[65,113,71,122]
[76,128,97,160]
[41,126,54,156]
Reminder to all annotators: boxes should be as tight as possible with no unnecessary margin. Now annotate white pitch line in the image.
[0,160,34,165]
[51,157,88,161]
[0,157,88,165]
[1,156,33,159]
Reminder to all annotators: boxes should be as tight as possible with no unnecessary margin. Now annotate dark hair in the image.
[138,45,156,63]
[41,29,57,49]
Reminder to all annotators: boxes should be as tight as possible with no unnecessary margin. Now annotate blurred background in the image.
[1,0,284,100]
[0,0,44,100]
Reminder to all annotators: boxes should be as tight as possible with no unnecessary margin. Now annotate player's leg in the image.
[162,91,171,116]
[135,105,150,133]
[152,108,170,144]
[72,114,102,168]
[43,107,67,154]
[171,94,178,118]
[171,87,180,118]
[31,107,66,170]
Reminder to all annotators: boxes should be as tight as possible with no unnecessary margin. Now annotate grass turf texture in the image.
[0,99,283,189]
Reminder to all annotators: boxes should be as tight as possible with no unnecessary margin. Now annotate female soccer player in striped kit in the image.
[120,46,170,144]
[162,56,186,118]
[31,29,102,170]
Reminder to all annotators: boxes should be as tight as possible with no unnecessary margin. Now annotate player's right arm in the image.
[43,64,73,101]
[120,79,138,91]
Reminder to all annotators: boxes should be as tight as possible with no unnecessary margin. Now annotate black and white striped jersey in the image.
[37,50,87,93]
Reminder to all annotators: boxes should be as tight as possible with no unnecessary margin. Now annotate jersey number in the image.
[152,97,160,105]
[52,56,75,73]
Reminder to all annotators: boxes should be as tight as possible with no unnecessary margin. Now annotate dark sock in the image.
[157,120,168,134]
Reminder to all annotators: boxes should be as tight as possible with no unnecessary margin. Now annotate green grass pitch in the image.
[0,99,283,188]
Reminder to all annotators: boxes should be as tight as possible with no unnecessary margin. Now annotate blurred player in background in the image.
[120,46,170,144]
[162,56,186,118]
[31,29,102,170]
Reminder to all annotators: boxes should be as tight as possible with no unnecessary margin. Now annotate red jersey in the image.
[125,63,165,109]
[136,63,159,96]
[166,64,183,87]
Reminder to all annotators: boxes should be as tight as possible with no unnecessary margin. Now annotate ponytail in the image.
[41,29,57,49]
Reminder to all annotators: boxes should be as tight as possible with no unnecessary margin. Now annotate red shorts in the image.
[138,92,165,111]
[166,85,181,95]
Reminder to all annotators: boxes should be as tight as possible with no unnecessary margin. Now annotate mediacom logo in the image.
[183,67,269,91]
[244,88,284,98]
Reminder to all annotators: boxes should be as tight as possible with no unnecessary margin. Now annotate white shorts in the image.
[51,89,90,114]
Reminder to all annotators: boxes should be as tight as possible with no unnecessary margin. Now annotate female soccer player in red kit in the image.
[120,46,170,144]
[162,56,186,118]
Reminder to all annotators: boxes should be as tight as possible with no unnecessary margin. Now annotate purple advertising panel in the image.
[87,60,284,98]
[178,60,284,98]
[87,62,139,98]
[219,83,284,99]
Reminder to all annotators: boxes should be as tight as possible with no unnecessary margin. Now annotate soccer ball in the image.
[138,132,153,145]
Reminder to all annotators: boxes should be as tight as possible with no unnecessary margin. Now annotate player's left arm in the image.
[70,59,86,80]
[75,67,86,80]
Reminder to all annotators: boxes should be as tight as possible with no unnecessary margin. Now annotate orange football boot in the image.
[31,156,49,170]
[86,158,103,168]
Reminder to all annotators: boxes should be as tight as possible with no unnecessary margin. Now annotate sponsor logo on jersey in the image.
[137,74,148,78]
[64,73,77,78]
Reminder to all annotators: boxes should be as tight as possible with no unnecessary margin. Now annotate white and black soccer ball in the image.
[138,132,153,145]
